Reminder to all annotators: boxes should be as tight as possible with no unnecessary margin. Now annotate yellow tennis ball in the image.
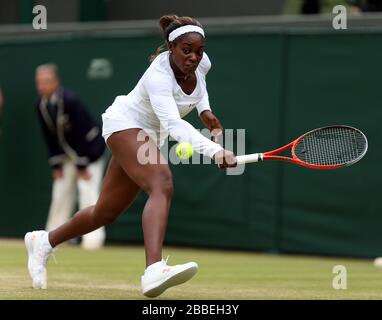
[176,142,193,159]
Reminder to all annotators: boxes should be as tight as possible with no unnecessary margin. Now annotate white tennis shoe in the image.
[141,258,198,298]
[24,230,53,289]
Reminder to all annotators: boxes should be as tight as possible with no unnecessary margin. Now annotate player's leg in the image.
[106,129,198,298]
[25,157,141,289]
[48,156,141,247]
[106,129,173,267]
[49,128,171,266]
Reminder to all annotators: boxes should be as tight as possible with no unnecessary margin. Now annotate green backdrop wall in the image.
[0,28,380,257]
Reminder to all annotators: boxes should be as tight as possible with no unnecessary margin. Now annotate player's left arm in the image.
[199,110,223,143]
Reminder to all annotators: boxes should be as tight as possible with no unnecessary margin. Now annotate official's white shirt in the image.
[102,51,223,158]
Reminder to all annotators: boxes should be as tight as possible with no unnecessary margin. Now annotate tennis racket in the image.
[236,125,368,169]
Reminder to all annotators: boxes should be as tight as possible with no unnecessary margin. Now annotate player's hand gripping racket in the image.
[236,125,368,169]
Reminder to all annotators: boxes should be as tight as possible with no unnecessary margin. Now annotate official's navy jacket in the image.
[36,88,105,170]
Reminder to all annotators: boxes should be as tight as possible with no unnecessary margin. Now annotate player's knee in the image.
[150,171,174,199]
[161,177,174,198]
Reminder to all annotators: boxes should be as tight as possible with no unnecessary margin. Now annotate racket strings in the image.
[294,127,367,166]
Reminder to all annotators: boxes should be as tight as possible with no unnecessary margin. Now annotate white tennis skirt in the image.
[102,96,163,145]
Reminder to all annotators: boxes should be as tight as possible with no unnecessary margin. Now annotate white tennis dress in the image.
[102,51,223,158]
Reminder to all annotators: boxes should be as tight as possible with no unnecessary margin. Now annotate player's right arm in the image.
[145,72,237,167]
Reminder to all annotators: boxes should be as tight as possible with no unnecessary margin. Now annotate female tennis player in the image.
[24,14,237,298]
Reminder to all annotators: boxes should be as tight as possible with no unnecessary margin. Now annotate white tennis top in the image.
[102,51,223,158]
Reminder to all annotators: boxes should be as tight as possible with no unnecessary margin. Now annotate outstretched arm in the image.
[145,73,223,158]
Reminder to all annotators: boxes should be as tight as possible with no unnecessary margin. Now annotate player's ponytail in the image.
[149,15,203,62]
[159,15,179,34]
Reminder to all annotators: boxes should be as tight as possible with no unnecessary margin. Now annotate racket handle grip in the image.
[236,153,263,165]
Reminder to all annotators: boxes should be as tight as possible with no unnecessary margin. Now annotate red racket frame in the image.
[238,125,368,170]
